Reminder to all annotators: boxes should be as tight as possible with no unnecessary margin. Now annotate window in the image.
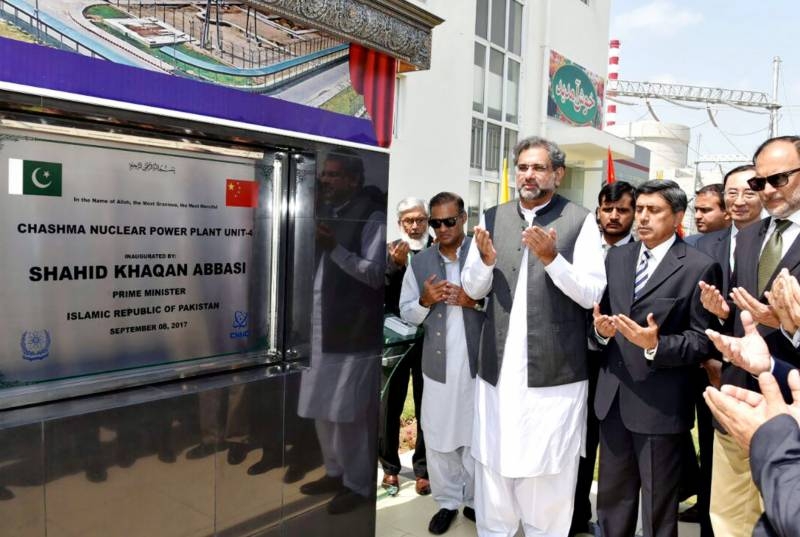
[486,123,502,172]
[473,43,486,113]
[468,180,482,229]
[505,59,520,123]
[507,1,522,54]
[470,118,484,169]
[487,49,504,121]
[471,0,523,216]
[490,0,506,47]
[476,0,489,38]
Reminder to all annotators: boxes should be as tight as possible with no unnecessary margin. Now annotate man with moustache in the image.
[686,184,731,245]
[399,192,484,534]
[570,180,635,537]
[699,136,800,537]
[593,179,721,537]
[681,165,762,536]
[381,197,431,495]
[463,136,606,536]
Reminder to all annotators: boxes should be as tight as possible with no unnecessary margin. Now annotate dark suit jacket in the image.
[723,218,800,393]
[595,238,722,434]
[695,227,733,295]
[750,414,800,537]
[684,233,702,247]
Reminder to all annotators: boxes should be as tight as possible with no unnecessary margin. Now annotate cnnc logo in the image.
[230,311,249,339]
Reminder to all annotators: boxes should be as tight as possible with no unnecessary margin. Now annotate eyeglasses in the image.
[747,166,800,191]
[724,189,759,201]
[400,217,427,226]
[320,170,343,178]
[516,163,551,174]
[428,216,460,229]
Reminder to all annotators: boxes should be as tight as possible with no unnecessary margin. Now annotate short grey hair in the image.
[396,197,428,218]
[513,136,566,170]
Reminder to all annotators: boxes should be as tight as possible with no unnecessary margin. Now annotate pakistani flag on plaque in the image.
[8,159,62,197]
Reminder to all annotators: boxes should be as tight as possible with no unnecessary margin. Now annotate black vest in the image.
[479,195,590,387]
[320,191,384,353]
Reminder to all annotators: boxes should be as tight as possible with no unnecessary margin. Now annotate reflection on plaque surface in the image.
[0,126,269,386]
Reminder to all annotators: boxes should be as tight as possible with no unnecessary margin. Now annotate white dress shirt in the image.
[462,201,606,477]
[759,212,800,258]
[399,243,474,452]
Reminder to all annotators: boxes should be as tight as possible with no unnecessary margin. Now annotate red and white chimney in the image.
[606,39,620,128]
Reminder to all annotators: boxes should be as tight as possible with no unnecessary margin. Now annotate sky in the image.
[609,0,799,172]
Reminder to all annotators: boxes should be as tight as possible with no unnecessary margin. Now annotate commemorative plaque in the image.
[0,126,269,386]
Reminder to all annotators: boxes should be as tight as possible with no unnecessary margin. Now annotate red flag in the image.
[226,179,258,208]
[606,146,616,184]
[349,43,397,148]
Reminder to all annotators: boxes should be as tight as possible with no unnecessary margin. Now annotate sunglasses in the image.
[747,166,800,191]
[428,216,460,229]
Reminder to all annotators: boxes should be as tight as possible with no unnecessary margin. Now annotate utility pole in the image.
[770,56,781,138]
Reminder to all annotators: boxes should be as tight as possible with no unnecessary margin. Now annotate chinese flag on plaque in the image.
[226,179,258,208]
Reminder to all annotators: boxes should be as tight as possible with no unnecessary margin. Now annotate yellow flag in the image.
[500,158,510,203]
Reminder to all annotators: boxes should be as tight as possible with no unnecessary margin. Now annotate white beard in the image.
[401,232,427,251]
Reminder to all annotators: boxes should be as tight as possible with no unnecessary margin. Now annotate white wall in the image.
[520,0,612,138]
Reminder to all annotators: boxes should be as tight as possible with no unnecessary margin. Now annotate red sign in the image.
[225,179,258,208]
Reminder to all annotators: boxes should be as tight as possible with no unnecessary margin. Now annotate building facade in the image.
[388,0,636,235]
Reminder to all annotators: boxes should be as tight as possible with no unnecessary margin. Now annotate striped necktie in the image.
[633,249,652,300]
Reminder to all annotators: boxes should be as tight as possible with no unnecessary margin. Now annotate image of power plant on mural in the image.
[0,0,395,132]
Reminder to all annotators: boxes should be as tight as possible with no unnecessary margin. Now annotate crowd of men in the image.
[381,135,800,537]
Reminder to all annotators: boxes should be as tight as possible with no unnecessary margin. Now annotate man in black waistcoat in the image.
[297,150,386,515]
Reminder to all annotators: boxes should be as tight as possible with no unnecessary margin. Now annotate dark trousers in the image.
[690,367,715,537]
[379,342,427,478]
[571,352,600,533]
[598,397,682,537]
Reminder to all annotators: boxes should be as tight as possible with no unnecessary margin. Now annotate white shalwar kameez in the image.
[399,243,475,511]
[297,209,385,497]
[461,203,606,537]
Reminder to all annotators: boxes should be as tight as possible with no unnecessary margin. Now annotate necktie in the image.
[633,249,651,300]
[758,219,792,294]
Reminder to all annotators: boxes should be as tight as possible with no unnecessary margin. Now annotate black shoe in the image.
[299,474,343,495]
[227,443,248,465]
[428,508,458,535]
[283,464,308,484]
[158,446,176,464]
[326,487,368,515]
[0,486,13,501]
[85,466,107,483]
[463,506,476,522]
[247,456,280,475]
[185,443,217,460]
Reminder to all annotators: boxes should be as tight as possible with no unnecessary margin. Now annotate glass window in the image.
[470,118,484,169]
[503,127,518,165]
[508,1,523,55]
[487,49,504,121]
[473,43,486,113]
[486,123,502,172]
[468,180,482,229]
[475,0,489,38]
[490,0,506,47]
[505,59,520,124]
[483,180,499,209]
